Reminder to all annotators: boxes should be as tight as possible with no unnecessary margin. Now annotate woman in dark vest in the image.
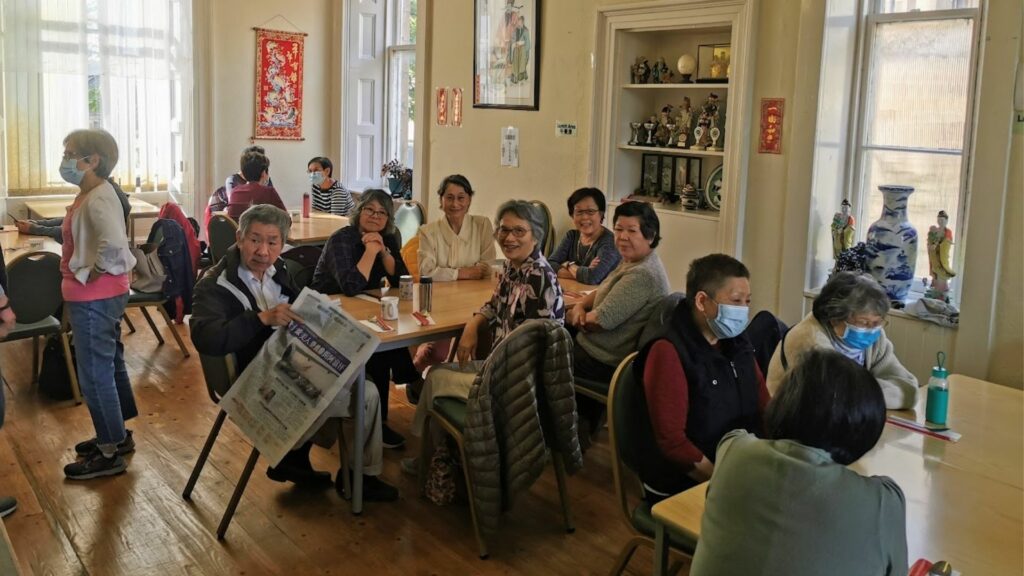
[635,253,769,504]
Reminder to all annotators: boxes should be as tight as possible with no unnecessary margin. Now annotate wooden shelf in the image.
[610,200,720,222]
[617,144,725,157]
[621,83,729,90]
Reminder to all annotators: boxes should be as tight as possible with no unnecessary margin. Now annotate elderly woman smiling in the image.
[767,271,919,409]
[417,174,495,281]
[548,187,621,285]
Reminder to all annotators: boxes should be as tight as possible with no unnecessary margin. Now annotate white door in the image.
[344,0,386,191]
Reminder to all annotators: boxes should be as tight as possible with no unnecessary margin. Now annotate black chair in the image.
[394,200,426,249]
[281,245,323,290]
[124,225,191,358]
[208,214,238,265]
[607,352,695,575]
[1,251,80,403]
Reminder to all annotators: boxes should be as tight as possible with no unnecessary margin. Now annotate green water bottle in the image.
[925,351,949,427]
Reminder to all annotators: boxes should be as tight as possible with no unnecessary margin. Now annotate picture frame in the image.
[696,43,730,83]
[641,154,660,196]
[674,156,703,190]
[473,0,541,110]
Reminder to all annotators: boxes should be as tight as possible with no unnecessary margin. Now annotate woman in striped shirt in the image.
[307,156,354,216]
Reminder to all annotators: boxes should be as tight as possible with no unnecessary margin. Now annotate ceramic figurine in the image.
[651,58,663,83]
[866,185,918,303]
[831,199,855,261]
[926,210,956,302]
[656,57,673,84]
[628,121,642,146]
[637,58,651,84]
[675,97,693,148]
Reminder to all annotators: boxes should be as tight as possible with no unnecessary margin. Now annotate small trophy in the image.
[708,127,722,151]
[643,120,656,146]
[628,122,642,146]
[665,123,677,147]
[691,126,706,151]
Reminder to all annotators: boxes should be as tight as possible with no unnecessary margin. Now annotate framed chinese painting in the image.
[473,0,541,110]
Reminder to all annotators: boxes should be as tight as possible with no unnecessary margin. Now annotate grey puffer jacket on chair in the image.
[463,319,583,533]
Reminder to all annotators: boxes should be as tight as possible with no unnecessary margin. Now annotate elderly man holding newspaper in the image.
[190,204,398,502]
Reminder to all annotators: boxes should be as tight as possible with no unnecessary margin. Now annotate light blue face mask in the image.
[705,299,750,340]
[60,156,88,185]
[309,171,325,186]
[843,323,882,350]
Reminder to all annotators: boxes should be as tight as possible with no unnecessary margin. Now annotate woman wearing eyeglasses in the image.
[548,188,620,285]
[767,271,919,409]
[312,189,420,448]
[402,200,564,472]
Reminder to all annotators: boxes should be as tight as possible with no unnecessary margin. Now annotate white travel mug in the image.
[380,296,399,320]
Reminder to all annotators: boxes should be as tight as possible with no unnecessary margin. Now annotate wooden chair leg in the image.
[31,336,40,384]
[124,313,136,334]
[157,305,191,358]
[608,536,649,576]
[552,452,575,533]
[447,425,488,559]
[417,414,434,494]
[217,447,259,540]
[183,410,227,500]
[60,332,82,405]
[139,307,164,345]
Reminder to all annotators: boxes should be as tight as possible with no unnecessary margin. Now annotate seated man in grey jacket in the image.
[14,177,131,243]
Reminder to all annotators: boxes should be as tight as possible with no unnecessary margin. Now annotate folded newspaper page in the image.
[219,287,380,466]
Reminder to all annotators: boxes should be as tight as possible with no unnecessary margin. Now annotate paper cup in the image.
[380,296,399,320]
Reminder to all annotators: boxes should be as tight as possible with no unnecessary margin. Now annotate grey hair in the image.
[355,188,396,235]
[495,200,545,249]
[812,272,890,325]
[238,204,292,241]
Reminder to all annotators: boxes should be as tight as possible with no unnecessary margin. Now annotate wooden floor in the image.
[0,309,686,575]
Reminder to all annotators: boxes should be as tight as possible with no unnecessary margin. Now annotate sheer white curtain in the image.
[2,0,191,198]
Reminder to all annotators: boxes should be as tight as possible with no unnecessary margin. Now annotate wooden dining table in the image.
[0,226,62,261]
[289,213,349,246]
[23,197,160,243]
[650,374,1024,576]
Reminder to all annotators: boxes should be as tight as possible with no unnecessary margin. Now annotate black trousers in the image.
[572,338,618,431]
[366,348,420,421]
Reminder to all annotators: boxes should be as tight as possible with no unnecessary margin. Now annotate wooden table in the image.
[650,375,1024,575]
[23,197,160,243]
[332,277,497,513]
[289,213,348,246]
[0,227,62,261]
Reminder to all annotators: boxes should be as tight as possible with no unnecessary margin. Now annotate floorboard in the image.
[0,310,689,575]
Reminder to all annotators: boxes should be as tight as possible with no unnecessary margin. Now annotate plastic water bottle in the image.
[302,192,311,218]
[925,351,950,427]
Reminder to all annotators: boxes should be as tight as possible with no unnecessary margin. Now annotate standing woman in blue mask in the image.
[57,129,139,480]
[767,271,918,409]
[307,157,354,216]
[634,254,769,505]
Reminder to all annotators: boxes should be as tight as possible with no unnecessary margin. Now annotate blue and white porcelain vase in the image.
[866,185,918,302]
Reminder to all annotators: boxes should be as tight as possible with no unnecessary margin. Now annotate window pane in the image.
[861,149,962,283]
[878,0,977,13]
[386,50,416,170]
[864,18,973,150]
[397,0,417,45]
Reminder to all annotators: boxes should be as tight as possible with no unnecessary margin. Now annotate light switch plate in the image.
[555,121,577,137]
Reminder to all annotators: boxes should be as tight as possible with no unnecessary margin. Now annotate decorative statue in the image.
[925,210,956,302]
[656,57,673,84]
[692,93,720,150]
[630,58,640,84]
[655,109,672,147]
[651,58,662,84]
[636,58,651,84]
[675,97,693,148]
[830,199,855,260]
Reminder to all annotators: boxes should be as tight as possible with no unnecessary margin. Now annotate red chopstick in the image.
[885,416,953,441]
[374,317,393,331]
[411,311,431,326]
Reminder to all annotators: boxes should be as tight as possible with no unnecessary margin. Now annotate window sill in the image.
[802,288,959,330]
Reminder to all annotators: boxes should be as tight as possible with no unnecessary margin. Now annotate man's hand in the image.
[257,303,303,327]
[0,295,16,340]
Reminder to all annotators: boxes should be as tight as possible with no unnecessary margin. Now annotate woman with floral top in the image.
[401,200,564,473]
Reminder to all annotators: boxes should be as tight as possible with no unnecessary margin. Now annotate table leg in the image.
[653,522,669,576]
[351,366,364,514]
[129,217,136,246]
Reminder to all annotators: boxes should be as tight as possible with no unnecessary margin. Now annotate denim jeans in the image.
[67,293,136,452]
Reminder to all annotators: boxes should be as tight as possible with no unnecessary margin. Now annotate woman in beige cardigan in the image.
[767,272,919,409]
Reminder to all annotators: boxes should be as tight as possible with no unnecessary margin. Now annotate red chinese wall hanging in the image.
[758,97,784,154]
[254,28,307,140]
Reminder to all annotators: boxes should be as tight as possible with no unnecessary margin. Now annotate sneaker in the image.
[75,430,135,458]
[405,377,424,405]
[265,465,333,488]
[0,496,16,519]
[336,473,399,502]
[400,457,420,477]
[64,452,127,480]
[382,424,406,449]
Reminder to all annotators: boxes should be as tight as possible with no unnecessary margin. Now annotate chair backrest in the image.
[394,201,425,249]
[281,245,323,291]
[7,251,62,324]
[635,292,685,353]
[208,214,239,265]
[186,216,201,238]
[744,310,790,375]
[607,351,652,529]
[527,200,557,256]
[198,353,238,403]
[400,234,420,280]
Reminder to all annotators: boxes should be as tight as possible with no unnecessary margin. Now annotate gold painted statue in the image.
[925,210,956,301]
[831,199,855,260]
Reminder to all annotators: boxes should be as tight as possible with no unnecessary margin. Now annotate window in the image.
[386,0,416,170]
[1,0,192,198]
[849,1,980,294]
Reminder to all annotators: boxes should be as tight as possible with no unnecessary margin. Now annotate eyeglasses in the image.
[495,226,530,239]
[61,152,88,161]
[847,317,888,330]
[361,207,389,219]
[573,208,599,217]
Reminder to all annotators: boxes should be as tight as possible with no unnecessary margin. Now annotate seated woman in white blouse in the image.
[411,175,496,378]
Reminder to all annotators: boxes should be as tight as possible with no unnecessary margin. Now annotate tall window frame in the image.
[845,0,982,300]
[384,0,416,171]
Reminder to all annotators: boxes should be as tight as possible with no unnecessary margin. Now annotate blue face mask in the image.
[705,299,750,340]
[60,156,88,185]
[309,171,325,186]
[843,323,882,350]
